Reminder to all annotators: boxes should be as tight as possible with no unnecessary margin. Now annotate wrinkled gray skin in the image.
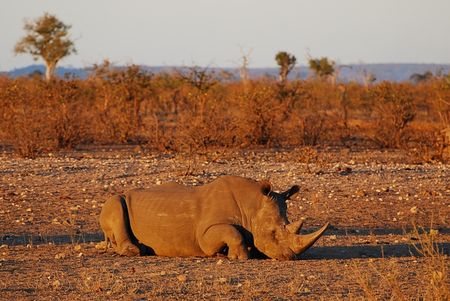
[99,176,328,260]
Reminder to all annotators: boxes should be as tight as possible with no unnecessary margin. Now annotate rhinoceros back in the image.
[124,185,205,256]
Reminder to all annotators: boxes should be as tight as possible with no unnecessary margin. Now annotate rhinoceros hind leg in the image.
[100,195,140,256]
[109,216,140,256]
[200,225,249,260]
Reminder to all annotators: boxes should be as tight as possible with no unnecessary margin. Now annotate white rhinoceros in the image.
[99,176,328,260]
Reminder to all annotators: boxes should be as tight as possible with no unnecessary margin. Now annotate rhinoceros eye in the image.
[270,230,276,239]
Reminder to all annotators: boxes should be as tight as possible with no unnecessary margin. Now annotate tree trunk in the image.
[45,61,56,81]
[279,67,288,85]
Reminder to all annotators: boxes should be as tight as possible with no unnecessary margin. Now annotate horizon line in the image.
[3,62,450,73]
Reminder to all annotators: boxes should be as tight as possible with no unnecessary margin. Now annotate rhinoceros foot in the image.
[119,242,140,256]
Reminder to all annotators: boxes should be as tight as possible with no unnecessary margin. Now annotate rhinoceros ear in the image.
[282,185,300,200]
[260,181,272,196]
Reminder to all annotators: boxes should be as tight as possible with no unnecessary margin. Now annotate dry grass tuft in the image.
[353,224,449,300]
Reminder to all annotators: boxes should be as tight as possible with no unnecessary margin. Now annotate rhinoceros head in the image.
[250,181,328,260]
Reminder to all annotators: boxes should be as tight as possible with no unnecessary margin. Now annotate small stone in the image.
[410,206,418,214]
[177,275,187,282]
[355,190,367,197]
[95,242,106,250]
[52,280,61,289]
[216,259,223,265]
[430,229,439,236]
[218,277,227,284]
[160,271,166,276]
[74,244,82,251]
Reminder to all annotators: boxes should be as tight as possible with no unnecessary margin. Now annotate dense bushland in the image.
[0,65,449,159]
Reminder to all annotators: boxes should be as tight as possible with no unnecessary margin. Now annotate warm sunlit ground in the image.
[1,147,449,300]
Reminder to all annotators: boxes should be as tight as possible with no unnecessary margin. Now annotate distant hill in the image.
[5,63,450,83]
[333,63,450,83]
[6,65,88,79]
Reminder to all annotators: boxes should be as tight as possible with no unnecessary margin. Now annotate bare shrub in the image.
[89,61,153,143]
[0,78,58,157]
[174,88,239,153]
[0,72,449,157]
[48,80,90,149]
[367,82,416,148]
[235,82,286,146]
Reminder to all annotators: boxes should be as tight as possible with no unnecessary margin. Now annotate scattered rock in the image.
[430,229,439,236]
[218,277,227,284]
[95,242,107,250]
[177,275,187,282]
[52,280,61,289]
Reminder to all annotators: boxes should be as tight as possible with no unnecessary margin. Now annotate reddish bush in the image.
[0,68,448,161]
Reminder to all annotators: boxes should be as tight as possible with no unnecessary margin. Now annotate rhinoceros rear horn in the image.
[286,220,303,234]
[260,181,272,196]
[292,222,329,255]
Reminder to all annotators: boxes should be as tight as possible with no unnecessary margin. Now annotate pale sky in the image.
[1,0,450,71]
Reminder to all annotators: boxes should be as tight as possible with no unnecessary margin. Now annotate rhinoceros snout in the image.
[255,221,329,260]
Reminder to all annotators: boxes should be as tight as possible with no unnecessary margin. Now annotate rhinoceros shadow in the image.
[299,227,450,260]
[299,243,450,260]
[1,228,449,260]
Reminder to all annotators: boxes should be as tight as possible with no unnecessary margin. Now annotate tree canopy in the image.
[15,13,76,81]
[275,51,296,84]
[308,57,335,79]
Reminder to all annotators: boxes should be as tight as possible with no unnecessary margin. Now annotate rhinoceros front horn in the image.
[291,222,329,255]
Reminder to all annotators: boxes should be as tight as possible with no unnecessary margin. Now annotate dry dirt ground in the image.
[0,147,449,300]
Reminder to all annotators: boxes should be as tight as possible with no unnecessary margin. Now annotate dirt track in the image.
[1,147,449,299]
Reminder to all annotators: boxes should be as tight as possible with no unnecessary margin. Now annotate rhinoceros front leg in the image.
[199,224,249,260]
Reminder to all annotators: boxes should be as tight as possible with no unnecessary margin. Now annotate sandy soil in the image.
[0,147,449,300]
